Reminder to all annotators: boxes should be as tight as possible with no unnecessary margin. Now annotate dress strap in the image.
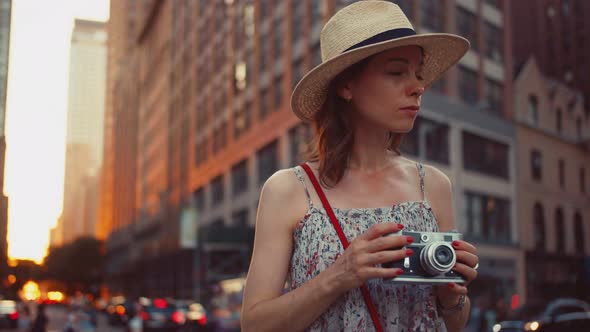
[292,166,313,207]
[416,162,426,201]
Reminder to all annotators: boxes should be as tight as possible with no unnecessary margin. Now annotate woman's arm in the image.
[424,165,478,332]
[241,169,410,332]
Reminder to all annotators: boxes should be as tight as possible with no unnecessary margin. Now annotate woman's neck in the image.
[348,127,400,174]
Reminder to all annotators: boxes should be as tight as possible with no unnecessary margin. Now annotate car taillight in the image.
[9,312,18,320]
[172,311,185,324]
[197,315,207,326]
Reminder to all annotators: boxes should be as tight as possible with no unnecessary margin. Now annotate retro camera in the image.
[383,230,465,284]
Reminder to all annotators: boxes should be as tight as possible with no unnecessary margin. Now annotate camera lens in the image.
[434,246,453,265]
[419,242,457,275]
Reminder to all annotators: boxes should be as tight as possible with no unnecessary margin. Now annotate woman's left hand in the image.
[435,239,479,307]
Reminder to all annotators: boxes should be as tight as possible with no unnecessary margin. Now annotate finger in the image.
[359,222,403,241]
[364,248,413,265]
[453,262,478,284]
[366,233,413,252]
[455,250,478,269]
[361,267,404,279]
[446,283,469,295]
[452,240,477,255]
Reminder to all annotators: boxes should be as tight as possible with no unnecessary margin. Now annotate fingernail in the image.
[447,283,455,289]
[406,249,413,256]
[407,237,414,244]
[396,269,404,275]
[452,241,460,247]
[398,224,404,230]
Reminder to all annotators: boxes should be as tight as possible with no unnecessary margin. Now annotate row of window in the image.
[530,149,586,193]
[403,117,510,179]
[527,95,585,138]
[193,139,280,209]
[533,204,585,254]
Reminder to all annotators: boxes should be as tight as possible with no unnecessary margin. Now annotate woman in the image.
[241,1,479,331]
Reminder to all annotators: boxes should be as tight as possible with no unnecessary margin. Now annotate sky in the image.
[4,0,109,263]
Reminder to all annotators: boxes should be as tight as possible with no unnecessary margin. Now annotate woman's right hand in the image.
[328,222,414,292]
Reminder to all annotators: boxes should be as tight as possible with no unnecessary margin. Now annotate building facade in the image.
[514,57,590,303]
[511,0,590,116]
[0,0,11,276]
[58,19,107,245]
[101,0,523,306]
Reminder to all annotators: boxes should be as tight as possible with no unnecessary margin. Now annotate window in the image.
[257,140,279,185]
[273,16,283,60]
[555,207,565,253]
[420,0,443,31]
[211,175,225,206]
[423,118,450,164]
[458,66,478,104]
[232,160,249,197]
[484,22,503,62]
[486,79,503,116]
[558,159,565,189]
[292,57,305,89]
[232,209,249,226]
[556,108,563,133]
[195,139,208,166]
[463,132,509,179]
[274,75,283,110]
[311,0,324,24]
[193,187,205,212]
[259,33,268,70]
[259,88,270,119]
[528,95,539,126]
[292,0,304,40]
[259,0,269,18]
[531,149,542,181]
[311,41,322,66]
[465,192,511,244]
[574,212,584,253]
[533,203,545,251]
[401,121,419,156]
[289,124,312,166]
[581,168,586,193]
[456,6,478,51]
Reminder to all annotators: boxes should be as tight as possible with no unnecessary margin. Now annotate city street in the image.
[0,304,124,332]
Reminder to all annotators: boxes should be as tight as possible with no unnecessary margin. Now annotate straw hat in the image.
[290,0,470,122]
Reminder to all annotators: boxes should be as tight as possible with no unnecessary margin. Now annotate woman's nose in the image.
[407,80,425,97]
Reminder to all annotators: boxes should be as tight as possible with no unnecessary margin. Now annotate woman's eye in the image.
[388,72,403,76]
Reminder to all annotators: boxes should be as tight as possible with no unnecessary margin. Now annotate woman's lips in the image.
[399,106,419,116]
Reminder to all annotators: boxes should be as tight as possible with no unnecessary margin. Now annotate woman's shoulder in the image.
[258,167,311,229]
[400,157,451,188]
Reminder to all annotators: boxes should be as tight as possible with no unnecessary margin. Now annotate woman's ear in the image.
[336,80,353,102]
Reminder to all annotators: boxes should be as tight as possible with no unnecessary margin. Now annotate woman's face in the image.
[340,45,425,134]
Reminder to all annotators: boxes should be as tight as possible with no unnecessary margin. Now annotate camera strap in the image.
[300,163,384,332]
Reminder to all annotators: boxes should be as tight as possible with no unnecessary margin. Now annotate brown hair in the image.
[306,58,403,188]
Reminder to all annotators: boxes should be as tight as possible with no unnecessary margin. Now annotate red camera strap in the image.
[300,163,384,332]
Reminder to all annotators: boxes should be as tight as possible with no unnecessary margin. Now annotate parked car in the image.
[494,298,590,331]
[0,300,19,328]
[175,300,214,332]
[106,297,134,326]
[140,298,186,332]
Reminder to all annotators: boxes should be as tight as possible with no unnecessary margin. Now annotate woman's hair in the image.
[306,57,403,188]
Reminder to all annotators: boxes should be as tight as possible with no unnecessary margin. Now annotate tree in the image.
[43,237,104,295]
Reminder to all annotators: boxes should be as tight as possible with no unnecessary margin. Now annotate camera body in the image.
[383,230,465,284]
